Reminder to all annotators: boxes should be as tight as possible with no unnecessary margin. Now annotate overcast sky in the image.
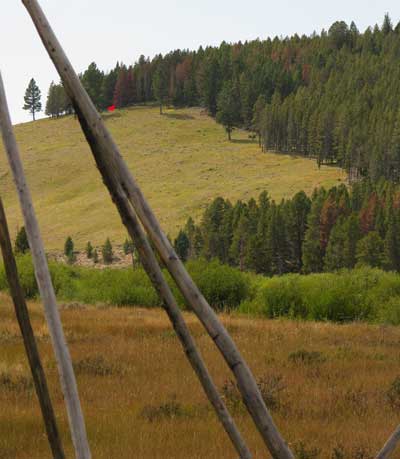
[3,0,400,125]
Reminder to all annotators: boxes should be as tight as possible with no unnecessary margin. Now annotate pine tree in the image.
[287,191,311,271]
[382,13,393,35]
[343,213,361,268]
[174,230,190,262]
[324,217,348,271]
[64,236,74,257]
[266,203,290,275]
[102,238,113,264]
[23,78,42,121]
[230,213,250,271]
[302,189,326,273]
[252,95,266,147]
[152,61,169,114]
[113,67,129,108]
[81,62,104,109]
[356,232,384,268]
[86,241,93,259]
[216,81,241,140]
[14,226,29,254]
[384,210,400,271]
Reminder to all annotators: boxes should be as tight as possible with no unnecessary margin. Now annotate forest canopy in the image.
[46,14,400,181]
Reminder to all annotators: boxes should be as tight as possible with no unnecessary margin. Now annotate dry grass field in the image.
[0,292,399,459]
[0,106,346,250]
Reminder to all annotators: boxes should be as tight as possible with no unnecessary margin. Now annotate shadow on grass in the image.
[230,138,257,144]
[163,112,194,121]
[102,112,123,121]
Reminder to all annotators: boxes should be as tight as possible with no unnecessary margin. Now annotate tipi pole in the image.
[376,426,400,459]
[20,1,293,457]
[0,71,91,459]
[0,198,65,459]
[92,177,251,458]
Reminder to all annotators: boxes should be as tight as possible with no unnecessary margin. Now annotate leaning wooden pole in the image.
[0,71,91,459]
[0,198,65,459]
[92,175,251,457]
[376,426,400,459]
[21,1,293,457]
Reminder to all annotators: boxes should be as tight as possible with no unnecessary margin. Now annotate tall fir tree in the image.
[23,78,42,121]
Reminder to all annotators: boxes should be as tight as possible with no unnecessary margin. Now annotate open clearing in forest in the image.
[0,106,346,250]
[0,293,398,458]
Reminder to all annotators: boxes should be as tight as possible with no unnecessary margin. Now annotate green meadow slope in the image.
[0,106,346,250]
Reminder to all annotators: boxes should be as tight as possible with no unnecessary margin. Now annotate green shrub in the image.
[242,267,400,323]
[74,268,160,307]
[186,258,249,311]
[16,255,38,298]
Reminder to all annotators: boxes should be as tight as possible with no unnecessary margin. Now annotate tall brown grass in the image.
[0,292,399,458]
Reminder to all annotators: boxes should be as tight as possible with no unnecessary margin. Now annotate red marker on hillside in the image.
[107,105,116,112]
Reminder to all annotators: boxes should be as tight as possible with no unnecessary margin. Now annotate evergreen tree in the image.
[86,241,93,259]
[230,213,250,271]
[343,213,361,268]
[201,197,232,262]
[302,189,326,273]
[113,66,129,108]
[123,238,137,267]
[287,191,311,271]
[324,217,348,271]
[356,231,384,268]
[152,61,169,114]
[64,236,74,257]
[82,62,104,109]
[384,210,400,271]
[14,226,29,254]
[216,81,241,140]
[23,78,42,121]
[174,230,190,262]
[252,95,266,147]
[102,238,113,264]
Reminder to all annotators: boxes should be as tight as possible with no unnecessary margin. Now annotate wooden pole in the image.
[0,198,65,459]
[89,173,251,457]
[376,426,400,459]
[22,0,294,459]
[0,71,91,459]
[20,1,293,457]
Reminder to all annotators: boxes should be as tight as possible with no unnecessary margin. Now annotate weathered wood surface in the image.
[0,71,91,459]
[20,1,294,457]
[0,198,65,459]
[376,425,400,459]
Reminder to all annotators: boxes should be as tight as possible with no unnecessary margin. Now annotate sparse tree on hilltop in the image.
[23,78,42,121]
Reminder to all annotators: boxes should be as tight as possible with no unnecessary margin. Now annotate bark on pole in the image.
[21,1,294,457]
[376,426,400,459]
[0,71,91,459]
[0,198,65,459]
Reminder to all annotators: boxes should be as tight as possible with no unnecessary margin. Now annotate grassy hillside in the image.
[0,106,346,250]
[0,295,398,458]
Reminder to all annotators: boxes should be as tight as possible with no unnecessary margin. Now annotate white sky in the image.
[2,0,400,125]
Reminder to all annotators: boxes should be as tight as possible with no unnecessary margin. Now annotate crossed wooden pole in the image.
[0,0,398,457]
